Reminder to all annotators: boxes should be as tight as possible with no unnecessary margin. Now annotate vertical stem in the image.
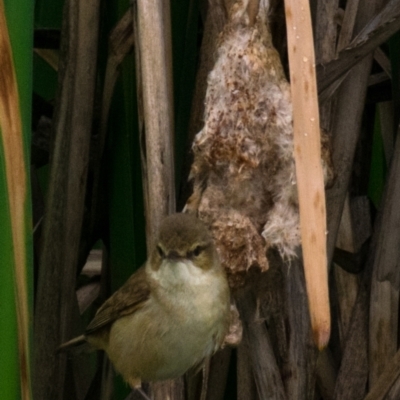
[136,0,175,251]
[284,0,330,348]
[33,1,100,398]
[136,0,178,398]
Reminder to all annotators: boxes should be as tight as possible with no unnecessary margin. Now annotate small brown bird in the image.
[61,213,231,390]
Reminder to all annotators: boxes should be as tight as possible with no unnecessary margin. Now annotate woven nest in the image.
[186,0,334,288]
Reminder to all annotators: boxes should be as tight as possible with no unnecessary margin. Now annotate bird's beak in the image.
[166,250,182,261]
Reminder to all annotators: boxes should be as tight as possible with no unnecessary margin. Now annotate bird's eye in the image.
[190,245,203,258]
[157,245,165,258]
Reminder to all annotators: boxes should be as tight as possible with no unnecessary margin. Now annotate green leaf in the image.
[0,0,34,399]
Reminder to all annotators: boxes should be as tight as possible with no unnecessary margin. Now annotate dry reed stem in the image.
[136,0,180,398]
[369,123,400,388]
[365,348,400,400]
[317,0,400,99]
[237,287,286,400]
[336,0,360,52]
[284,0,330,349]
[136,0,176,251]
[0,1,31,397]
[33,1,100,398]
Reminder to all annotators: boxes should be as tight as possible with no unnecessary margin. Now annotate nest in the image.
[186,0,333,287]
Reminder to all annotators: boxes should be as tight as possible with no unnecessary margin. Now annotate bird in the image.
[60,213,231,392]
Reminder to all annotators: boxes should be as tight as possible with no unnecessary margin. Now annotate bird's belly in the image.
[106,294,226,384]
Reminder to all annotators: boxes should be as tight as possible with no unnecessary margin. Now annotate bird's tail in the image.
[57,334,87,353]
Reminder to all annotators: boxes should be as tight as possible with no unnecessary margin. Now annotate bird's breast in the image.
[150,259,229,327]
[106,260,230,383]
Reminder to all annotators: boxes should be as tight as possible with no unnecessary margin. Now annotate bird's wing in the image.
[85,266,151,335]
